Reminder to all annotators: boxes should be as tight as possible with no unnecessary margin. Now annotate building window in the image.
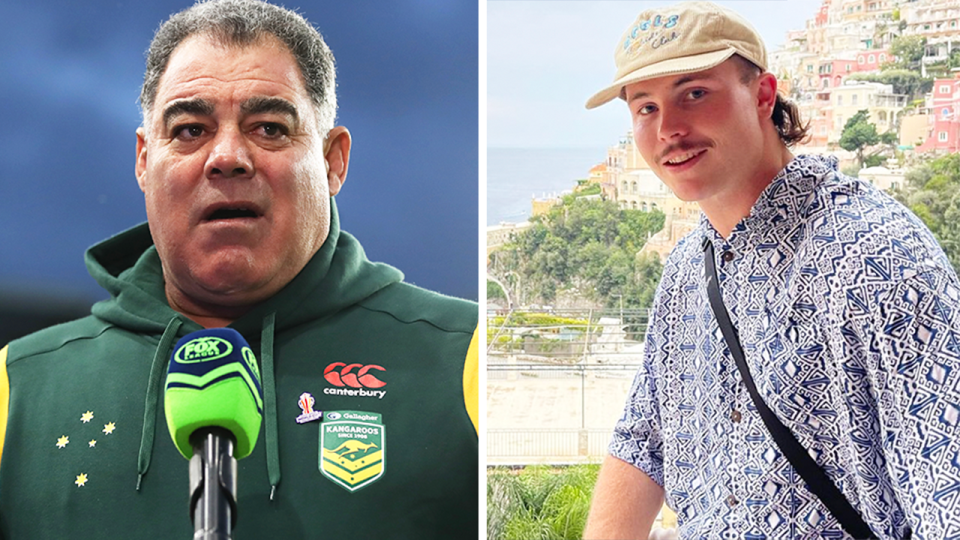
[940,131,949,142]
[941,85,951,94]
[892,181,899,190]
[858,55,865,64]
[880,53,886,62]
[852,94,858,105]
[838,95,844,106]
[869,54,875,63]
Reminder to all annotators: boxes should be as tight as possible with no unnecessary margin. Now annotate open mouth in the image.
[663,149,706,167]
[206,207,259,220]
[203,204,263,222]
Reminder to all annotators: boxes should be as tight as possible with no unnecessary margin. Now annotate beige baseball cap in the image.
[585,1,767,109]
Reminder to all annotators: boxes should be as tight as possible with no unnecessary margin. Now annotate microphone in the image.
[164,328,264,540]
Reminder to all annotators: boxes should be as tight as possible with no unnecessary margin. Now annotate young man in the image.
[0,1,478,538]
[584,2,959,538]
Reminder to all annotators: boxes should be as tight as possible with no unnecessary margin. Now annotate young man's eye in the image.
[687,89,707,100]
[637,104,657,116]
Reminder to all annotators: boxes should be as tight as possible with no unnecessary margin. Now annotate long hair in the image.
[734,55,810,147]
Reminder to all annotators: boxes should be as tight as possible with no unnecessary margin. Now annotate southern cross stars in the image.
[102,422,116,435]
[89,440,97,448]
[80,411,94,423]
[75,473,88,487]
[56,436,69,449]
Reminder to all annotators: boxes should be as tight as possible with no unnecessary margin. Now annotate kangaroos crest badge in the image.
[320,410,385,491]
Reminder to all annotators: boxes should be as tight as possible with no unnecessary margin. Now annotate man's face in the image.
[624,59,772,209]
[136,34,349,317]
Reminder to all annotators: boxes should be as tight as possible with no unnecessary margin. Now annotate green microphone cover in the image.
[164,328,263,459]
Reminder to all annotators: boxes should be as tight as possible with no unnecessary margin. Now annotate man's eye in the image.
[174,125,204,139]
[687,89,707,100]
[637,104,657,116]
[257,123,288,138]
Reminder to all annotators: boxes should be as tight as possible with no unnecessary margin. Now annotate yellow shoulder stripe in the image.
[0,345,8,469]
[462,326,479,436]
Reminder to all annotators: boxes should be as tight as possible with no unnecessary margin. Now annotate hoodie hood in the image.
[83,199,403,497]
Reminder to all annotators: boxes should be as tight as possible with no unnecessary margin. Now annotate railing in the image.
[487,308,652,357]
[487,361,645,465]
[486,428,613,465]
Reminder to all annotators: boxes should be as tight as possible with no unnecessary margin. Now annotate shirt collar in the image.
[699,154,839,250]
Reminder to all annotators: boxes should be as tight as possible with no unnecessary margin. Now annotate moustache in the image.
[658,141,712,164]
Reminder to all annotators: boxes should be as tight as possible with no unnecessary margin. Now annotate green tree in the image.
[487,465,600,540]
[847,70,933,101]
[884,35,926,72]
[491,197,664,309]
[488,280,507,302]
[893,153,960,274]
[839,110,880,168]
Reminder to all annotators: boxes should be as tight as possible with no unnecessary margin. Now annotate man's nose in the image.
[657,107,689,142]
[205,127,254,179]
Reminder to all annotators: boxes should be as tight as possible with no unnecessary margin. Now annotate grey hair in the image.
[139,0,336,135]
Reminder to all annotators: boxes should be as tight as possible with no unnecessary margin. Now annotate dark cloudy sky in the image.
[0,0,479,307]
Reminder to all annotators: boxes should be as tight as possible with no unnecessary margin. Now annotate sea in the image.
[487,147,609,226]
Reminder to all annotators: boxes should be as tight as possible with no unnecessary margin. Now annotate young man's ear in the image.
[756,72,778,120]
[323,126,352,197]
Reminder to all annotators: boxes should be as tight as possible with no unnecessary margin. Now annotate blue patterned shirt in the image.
[611,155,960,539]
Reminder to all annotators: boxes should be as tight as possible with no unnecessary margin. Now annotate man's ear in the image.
[135,127,148,193]
[323,126,351,197]
[756,72,778,120]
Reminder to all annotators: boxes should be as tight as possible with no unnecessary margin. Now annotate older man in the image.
[0,1,478,538]
[584,2,960,539]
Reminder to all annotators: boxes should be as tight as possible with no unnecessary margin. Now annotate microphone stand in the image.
[189,428,238,540]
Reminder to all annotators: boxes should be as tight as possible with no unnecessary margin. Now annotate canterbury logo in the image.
[324,363,386,389]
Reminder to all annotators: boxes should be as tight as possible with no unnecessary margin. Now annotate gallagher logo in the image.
[323,363,387,400]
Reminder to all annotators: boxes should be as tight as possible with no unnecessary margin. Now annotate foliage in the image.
[488,280,507,301]
[487,465,600,540]
[490,196,665,309]
[839,110,880,168]
[847,69,932,100]
[839,110,897,169]
[884,35,926,72]
[491,312,588,328]
[841,164,861,178]
[864,154,885,168]
[576,183,602,197]
[892,153,960,274]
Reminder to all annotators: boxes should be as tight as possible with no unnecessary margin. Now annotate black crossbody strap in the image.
[702,239,876,540]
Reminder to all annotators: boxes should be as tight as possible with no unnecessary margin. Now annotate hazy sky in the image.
[488,0,825,148]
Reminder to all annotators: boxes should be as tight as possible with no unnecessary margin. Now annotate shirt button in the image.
[731,409,742,423]
[721,250,735,262]
[726,494,739,507]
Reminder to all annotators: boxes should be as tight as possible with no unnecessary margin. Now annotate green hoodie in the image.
[0,202,479,539]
